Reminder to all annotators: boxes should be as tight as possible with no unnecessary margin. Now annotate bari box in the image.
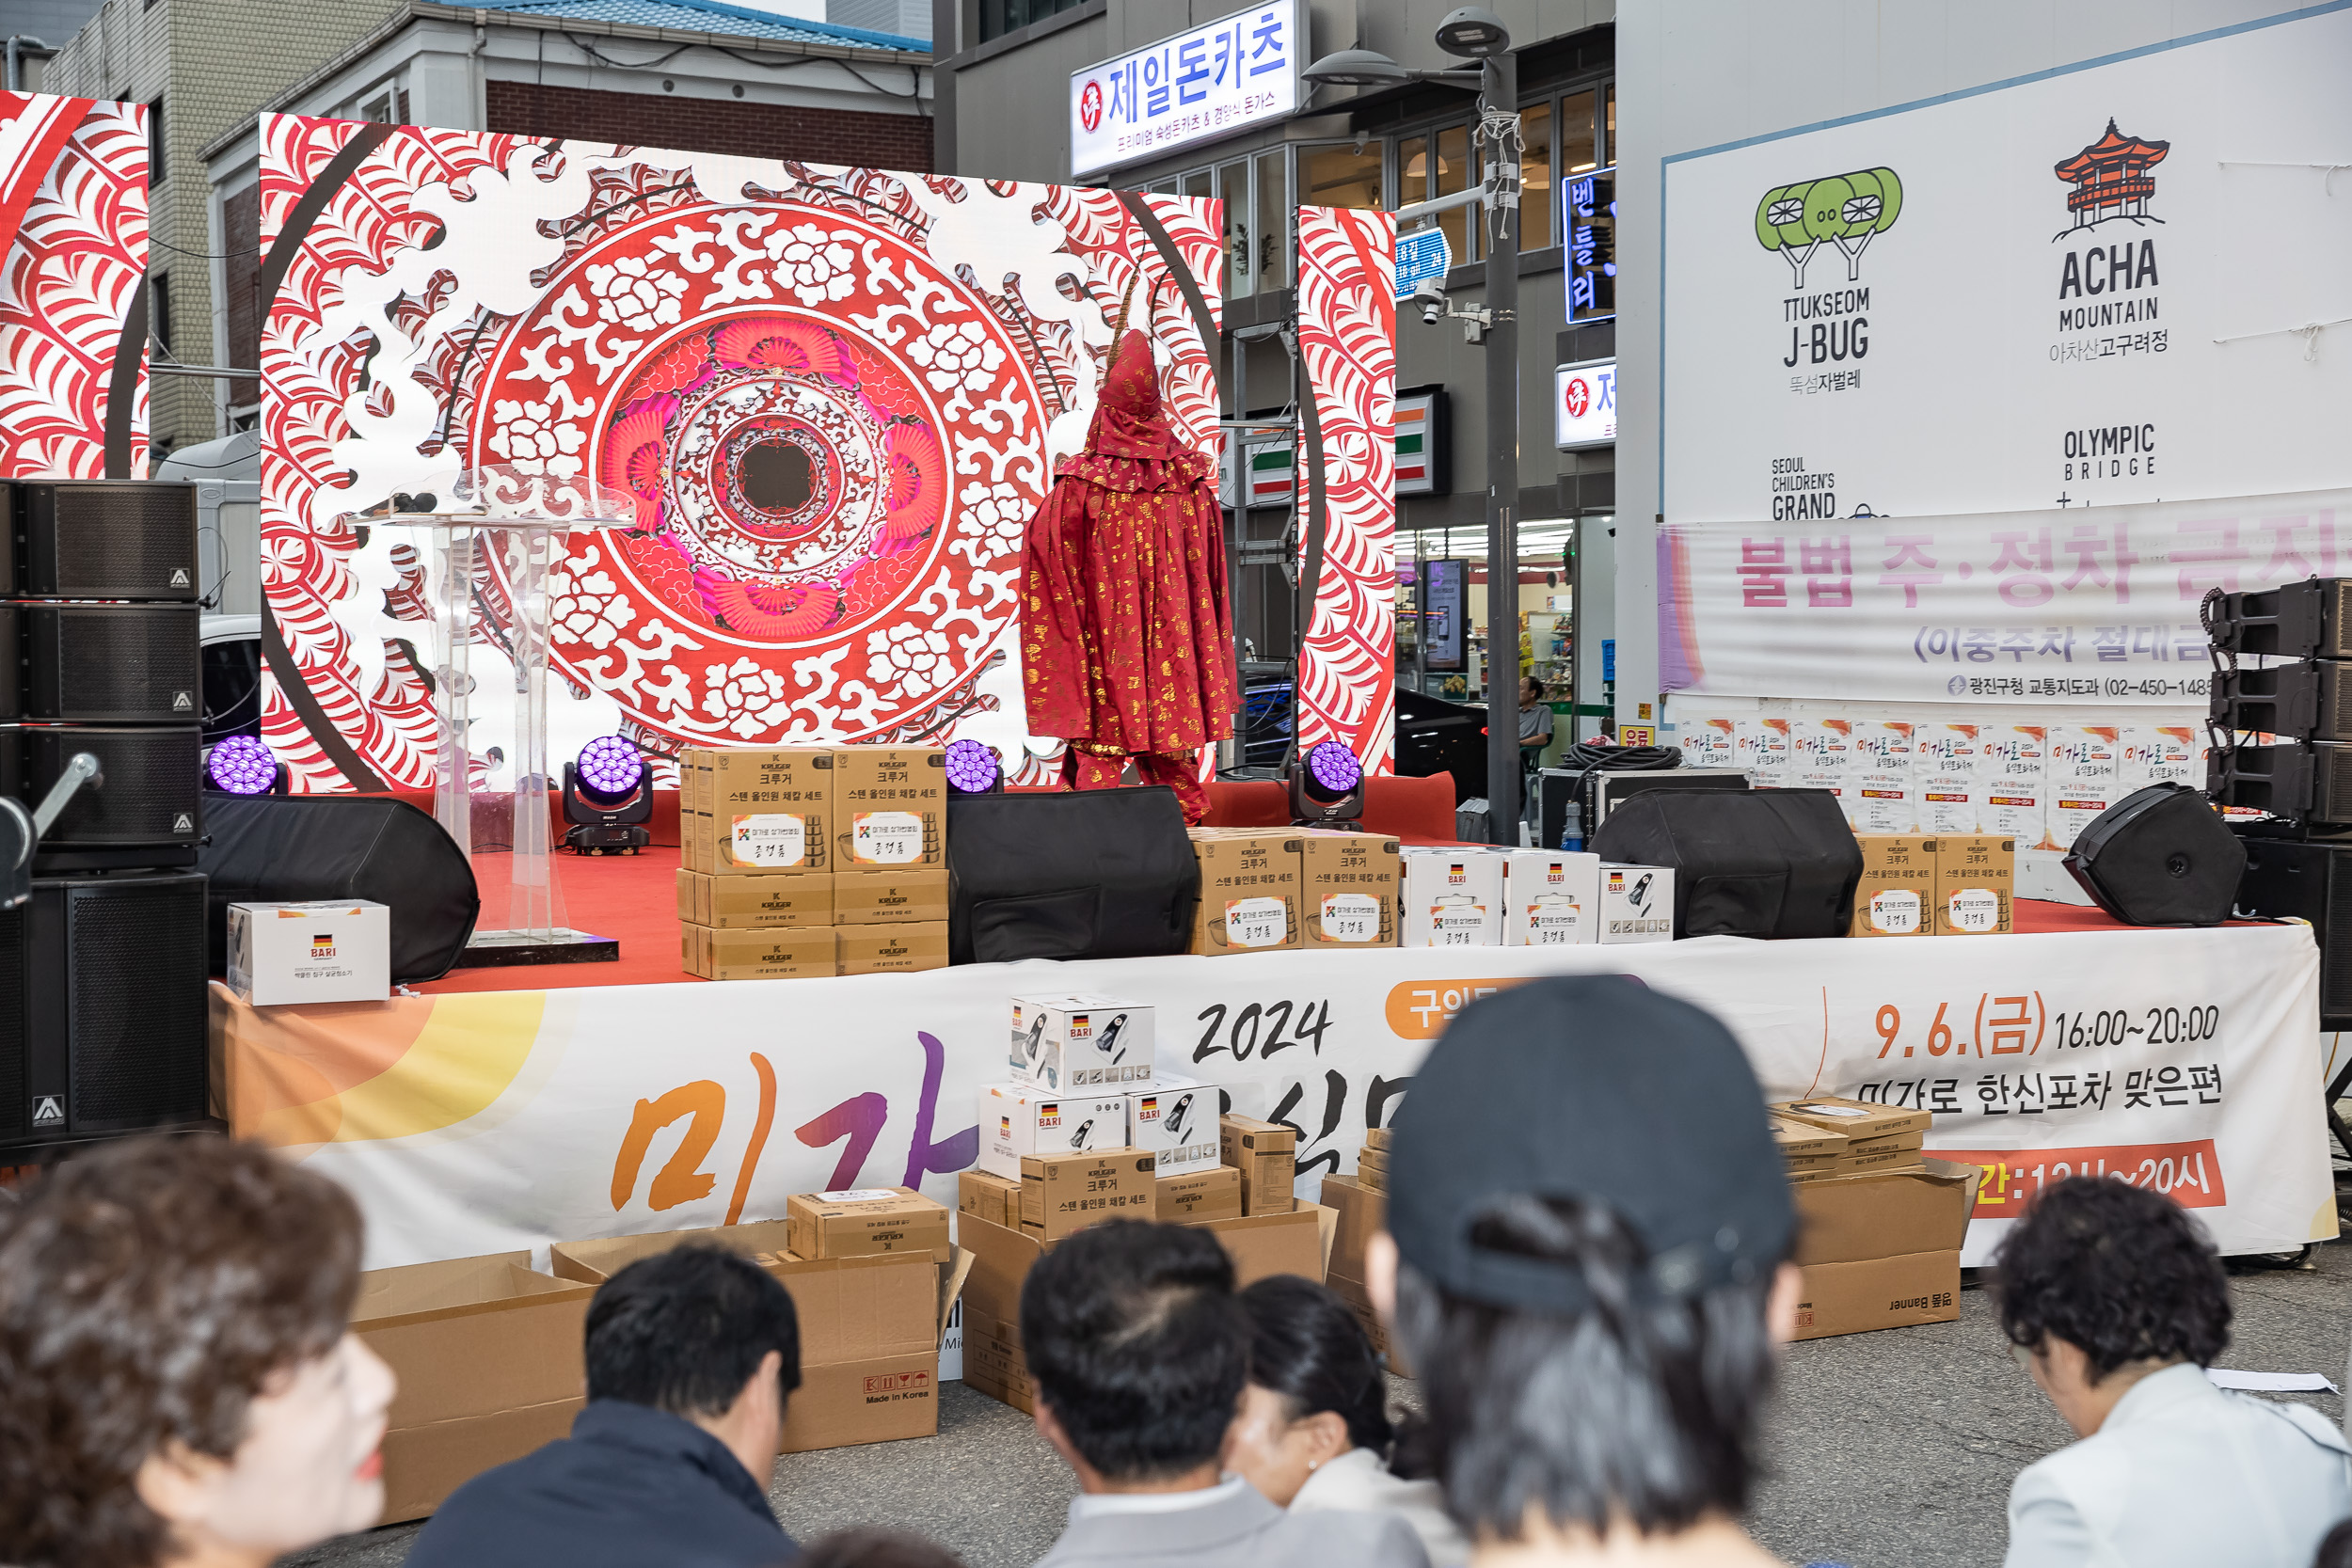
[1598,863,1675,943]
[1399,847,1504,946]
[834,867,949,925]
[1297,830,1400,946]
[681,924,837,980]
[1020,1148,1157,1242]
[675,869,834,928]
[1126,1074,1219,1177]
[1187,830,1303,955]
[1156,1164,1243,1223]
[226,899,389,1005]
[1008,993,1153,1090]
[958,1168,1022,1232]
[977,1083,1130,1177]
[1851,835,1935,938]
[787,1187,952,1263]
[831,748,946,869]
[838,922,947,976]
[1221,1114,1297,1215]
[1502,850,1601,945]
[1933,833,2014,935]
[682,748,832,875]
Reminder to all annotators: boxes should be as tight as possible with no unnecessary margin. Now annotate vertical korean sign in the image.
[1070,1,1300,180]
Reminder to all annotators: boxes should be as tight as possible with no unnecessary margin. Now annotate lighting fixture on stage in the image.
[562,734,653,855]
[1288,740,1366,827]
[945,737,1004,795]
[204,736,282,796]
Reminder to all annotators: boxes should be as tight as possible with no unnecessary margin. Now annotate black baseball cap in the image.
[1387,974,1793,1313]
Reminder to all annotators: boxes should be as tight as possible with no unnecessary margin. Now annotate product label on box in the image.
[1226,897,1287,948]
[733,814,807,866]
[1528,895,1583,944]
[1319,893,1381,942]
[819,1188,899,1203]
[1867,890,1922,934]
[1947,887,2002,932]
[1431,898,1487,944]
[852,810,924,864]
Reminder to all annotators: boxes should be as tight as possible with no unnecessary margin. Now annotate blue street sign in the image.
[1393,226,1452,300]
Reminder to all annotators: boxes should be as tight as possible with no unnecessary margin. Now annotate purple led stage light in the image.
[945,737,1001,794]
[206,736,278,795]
[576,734,645,800]
[1305,740,1362,799]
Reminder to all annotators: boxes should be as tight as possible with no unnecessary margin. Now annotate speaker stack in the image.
[0,481,210,1157]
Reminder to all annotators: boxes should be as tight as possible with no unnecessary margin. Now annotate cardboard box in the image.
[977,1083,1130,1177]
[1356,1147,1389,1192]
[1399,847,1505,946]
[1851,834,1936,938]
[1788,1160,1976,1339]
[1319,1175,1411,1378]
[1790,1250,1962,1340]
[1007,994,1154,1091]
[1298,831,1400,947]
[1599,863,1676,943]
[1188,831,1303,954]
[353,1254,596,1524]
[1844,1148,1929,1176]
[1126,1075,1219,1178]
[957,1169,1021,1232]
[838,922,948,976]
[1222,1114,1297,1215]
[1363,1125,1392,1153]
[1502,850,1602,945]
[1770,1095,1931,1143]
[682,748,832,875]
[226,900,390,1006]
[834,867,949,925]
[681,924,837,980]
[675,869,835,928]
[1768,1114,1849,1162]
[832,748,946,869]
[1934,832,2015,935]
[1155,1164,1243,1223]
[1019,1148,1158,1242]
[787,1187,952,1263]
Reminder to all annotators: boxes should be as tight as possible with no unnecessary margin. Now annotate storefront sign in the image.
[1070,0,1300,179]
[1564,165,1615,321]
[1555,357,1617,450]
[1395,388,1447,495]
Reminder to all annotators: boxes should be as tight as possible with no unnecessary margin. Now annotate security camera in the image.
[1414,277,1447,326]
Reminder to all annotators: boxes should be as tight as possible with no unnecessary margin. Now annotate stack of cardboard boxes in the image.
[1398,847,1677,946]
[1184,828,1403,954]
[1849,833,2016,938]
[1318,1124,1406,1375]
[677,746,950,978]
[1354,1124,1390,1192]
[1770,1096,1930,1177]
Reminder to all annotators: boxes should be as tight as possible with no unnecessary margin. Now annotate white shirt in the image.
[1291,1448,1469,1568]
[2005,1362,2352,1568]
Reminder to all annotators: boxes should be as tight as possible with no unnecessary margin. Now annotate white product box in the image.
[1733,717,1792,782]
[1502,850,1601,945]
[1125,1074,1220,1177]
[1847,721,1916,833]
[1790,719,1856,818]
[1979,724,2049,848]
[2122,724,2203,788]
[1678,718,1735,769]
[1400,848,1505,947]
[976,1083,1131,1177]
[1914,722,1983,834]
[1598,863,1676,944]
[226,900,389,1006]
[1008,994,1153,1091]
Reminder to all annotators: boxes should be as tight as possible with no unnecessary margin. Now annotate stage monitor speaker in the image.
[2237,839,2352,1029]
[0,724,201,871]
[1,480,199,601]
[0,602,200,722]
[2214,578,2352,660]
[1587,788,1861,940]
[2061,784,2244,927]
[197,794,481,984]
[0,871,210,1152]
[946,786,1199,965]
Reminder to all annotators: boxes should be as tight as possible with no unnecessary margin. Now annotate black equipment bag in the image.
[946,785,1200,964]
[1589,788,1862,940]
[2062,782,2244,927]
[197,794,481,983]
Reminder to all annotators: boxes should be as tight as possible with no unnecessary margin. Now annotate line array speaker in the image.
[2210,578,2352,660]
[0,480,199,601]
[0,602,201,722]
[0,724,201,871]
[2211,661,2352,744]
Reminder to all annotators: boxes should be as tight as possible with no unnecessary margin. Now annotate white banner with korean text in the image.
[217,926,2334,1278]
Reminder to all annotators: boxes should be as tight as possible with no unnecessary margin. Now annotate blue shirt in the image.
[405,1400,796,1568]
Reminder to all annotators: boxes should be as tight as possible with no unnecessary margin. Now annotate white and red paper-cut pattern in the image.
[1295,205,1396,772]
[0,91,148,480]
[259,115,1227,792]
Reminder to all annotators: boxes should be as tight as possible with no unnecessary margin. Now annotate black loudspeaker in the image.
[2211,661,2352,743]
[946,786,1200,964]
[0,602,200,721]
[2061,784,2245,927]
[2214,578,2352,659]
[197,794,481,984]
[1,481,199,600]
[2237,839,2352,1028]
[2208,740,2352,823]
[0,872,211,1152]
[0,724,201,870]
[1588,788,1861,939]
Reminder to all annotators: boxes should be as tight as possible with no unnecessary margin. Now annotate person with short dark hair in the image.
[1023,1219,1428,1568]
[1995,1176,2352,1567]
[0,1135,397,1568]
[794,1528,967,1568]
[1364,976,1803,1566]
[1227,1275,1466,1566]
[405,1244,803,1568]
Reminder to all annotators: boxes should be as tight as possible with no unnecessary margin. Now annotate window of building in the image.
[150,270,171,356]
[1520,100,1553,250]
[147,97,165,184]
[1254,148,1285,292]
[1216,157,1252,299]
[1298,141,1382,212]
[977,0,1084,45]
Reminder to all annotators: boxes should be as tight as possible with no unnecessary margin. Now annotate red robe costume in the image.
[1020,330,1237,823]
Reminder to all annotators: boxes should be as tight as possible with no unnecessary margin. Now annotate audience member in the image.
[1996,1176,2352,1567]
[1022,1217,1430,1568]
[406,1244,803,1568]
[795,1528,968,1568]
[1228,1275,1466,1565]
[1365,976,1803,1566]
[0,1135,396,1568]
[2315,1519,2352,1568]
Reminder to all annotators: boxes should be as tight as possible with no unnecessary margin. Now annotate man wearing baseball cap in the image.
[1363,975,1804,1567]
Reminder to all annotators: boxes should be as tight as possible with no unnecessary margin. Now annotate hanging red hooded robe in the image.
[1020,329,1236,822]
